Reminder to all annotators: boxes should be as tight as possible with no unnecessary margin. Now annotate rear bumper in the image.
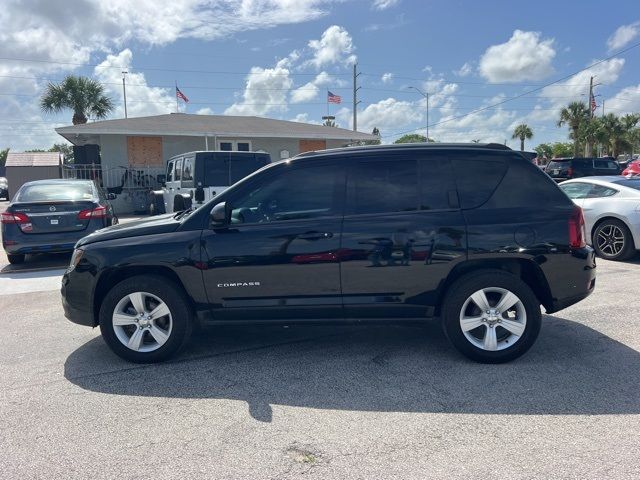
[2,224,102,255]
[544,246,596,313]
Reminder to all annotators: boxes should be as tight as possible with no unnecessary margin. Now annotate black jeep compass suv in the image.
[62,144,596,363]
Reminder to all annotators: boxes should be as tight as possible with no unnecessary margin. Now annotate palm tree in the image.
[511,124,533,151]
[41,75,114,125]
[557,101,589,157]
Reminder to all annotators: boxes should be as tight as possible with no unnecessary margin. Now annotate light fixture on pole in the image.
[409,86,430,141]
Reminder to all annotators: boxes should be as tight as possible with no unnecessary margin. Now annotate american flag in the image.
[176,86,189,103]
[590,93,597,113]
[328,91,341,104]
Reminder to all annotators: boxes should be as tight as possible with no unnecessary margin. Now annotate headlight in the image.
[69,248,84,270]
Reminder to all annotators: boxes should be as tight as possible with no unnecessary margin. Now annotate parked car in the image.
[148,151,271,215]
[622,160,640,176]
[0,177,8,200]
[1,179,117,264]
[559,176,640,261]
[62,143,595,364]
[545,157,621,182]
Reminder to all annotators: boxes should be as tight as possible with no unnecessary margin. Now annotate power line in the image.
[382,39,640,138]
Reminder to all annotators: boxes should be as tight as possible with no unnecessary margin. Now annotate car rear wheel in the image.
[593,219,635,261]
[99,275,193,363]
[7,253,25,265]
[441,270,541,363]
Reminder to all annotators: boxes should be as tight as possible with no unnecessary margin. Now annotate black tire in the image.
[441,270,541,363]
[7,253,25,265]
[98,275,193,363]
[592,219,636,261]
[148,193,165,216]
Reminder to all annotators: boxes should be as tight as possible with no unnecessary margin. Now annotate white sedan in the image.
[559,176,640,261]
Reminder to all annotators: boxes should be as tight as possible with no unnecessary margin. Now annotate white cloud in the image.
[479,30,556,83]
[196,107,214,115]
[290,113,320,124]
[306,25,357,69]
[357,98,423,134]
[454,62,473,77]
[225,64,293,116]
[607,21,640,52]
[381,72,394,84]
[604,84,640,115]
[290,71,341,103]
[94,49,176,118]
[372,0,400,10]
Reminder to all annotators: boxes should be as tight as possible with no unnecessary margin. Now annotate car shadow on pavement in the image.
[64,315,640,421]
[0,252,71,273]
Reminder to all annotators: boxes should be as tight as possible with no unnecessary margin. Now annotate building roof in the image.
[56,113,378,144]
[5,152,62,167]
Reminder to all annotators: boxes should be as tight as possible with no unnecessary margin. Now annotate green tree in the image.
[511,124,533,151]
[49,143,74,163]
[471,139,481,143]
[394,133,428,144]
[577,117,603,157]
[534,143,553,159]
[322,118,336,127]
[0,148,8,167]
[551,142,574,158]
[557,101,589,156]
[40,75,114,125]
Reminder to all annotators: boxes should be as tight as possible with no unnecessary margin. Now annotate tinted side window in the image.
[419,155,457,210]
[484,156,571,208]
[348,159,418,214]
[166,160,174,182]
[450,152,507,209]
[230,163,344,224]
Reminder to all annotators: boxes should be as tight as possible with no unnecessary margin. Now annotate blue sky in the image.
[1,0,639,151]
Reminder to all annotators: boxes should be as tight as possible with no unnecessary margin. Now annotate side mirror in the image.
[210,202,229,225]
[195,186,205,203]
[106,193,117,200]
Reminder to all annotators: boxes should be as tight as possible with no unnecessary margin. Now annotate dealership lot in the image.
[1,201,639,479]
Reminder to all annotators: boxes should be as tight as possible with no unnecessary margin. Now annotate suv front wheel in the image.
[99,275,193,363]
[441,270,541,363]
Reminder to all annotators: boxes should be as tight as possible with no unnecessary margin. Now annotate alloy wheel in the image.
[459,287,527,351]
[596,224,625,257]
[112,291,173,353]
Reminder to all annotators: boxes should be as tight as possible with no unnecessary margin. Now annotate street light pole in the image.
[122,71,128,119]
[409,86,429,141]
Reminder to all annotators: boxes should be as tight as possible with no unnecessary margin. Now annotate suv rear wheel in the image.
[99,275,193,363]
[593,219,635,261]
[442,270,541,363]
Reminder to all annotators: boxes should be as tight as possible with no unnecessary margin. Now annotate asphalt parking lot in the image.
[1,200,639,479]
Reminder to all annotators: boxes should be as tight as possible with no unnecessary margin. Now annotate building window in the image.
[218,140,252,152]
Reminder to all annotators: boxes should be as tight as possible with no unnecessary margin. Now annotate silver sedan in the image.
[559,176,640,261]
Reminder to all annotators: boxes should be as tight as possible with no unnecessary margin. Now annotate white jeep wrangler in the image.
[149,150,271,214]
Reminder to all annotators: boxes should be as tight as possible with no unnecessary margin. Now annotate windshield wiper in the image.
[173,206,196,220]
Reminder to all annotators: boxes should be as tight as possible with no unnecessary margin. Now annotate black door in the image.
[340,152,466,318]
[201,159,346,321]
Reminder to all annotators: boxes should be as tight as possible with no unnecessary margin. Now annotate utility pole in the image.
[602,99,605,117]
[122,71,128,119]
[352,64,361,131]
[408,86,430,141]
[588,76,594,119]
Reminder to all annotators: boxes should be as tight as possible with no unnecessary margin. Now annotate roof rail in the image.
[483,143,511,151]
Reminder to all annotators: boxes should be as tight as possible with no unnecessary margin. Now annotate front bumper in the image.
[61,266,98,327]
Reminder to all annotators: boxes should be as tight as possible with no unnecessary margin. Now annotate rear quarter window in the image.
[483,156,571,208]
[450,152,508,209]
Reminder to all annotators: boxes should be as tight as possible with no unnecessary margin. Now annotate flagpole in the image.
[326,89,329,117]
[175,81,179,113]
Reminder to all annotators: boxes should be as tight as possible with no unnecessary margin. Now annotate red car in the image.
[622,160,640,176]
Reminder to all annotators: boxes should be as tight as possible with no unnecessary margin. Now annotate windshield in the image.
[16,182,94,202]
[547,160,570,169]
[611,179,640,191]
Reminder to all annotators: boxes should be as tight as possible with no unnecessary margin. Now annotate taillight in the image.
[567,167,574,177]
[78,205,107,220]
[1,212,29,224]
[569,206,586,249]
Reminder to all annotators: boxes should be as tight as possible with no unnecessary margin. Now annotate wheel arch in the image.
[434,258,553,316]
[591,215,635,246]
[93,266,192,327]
